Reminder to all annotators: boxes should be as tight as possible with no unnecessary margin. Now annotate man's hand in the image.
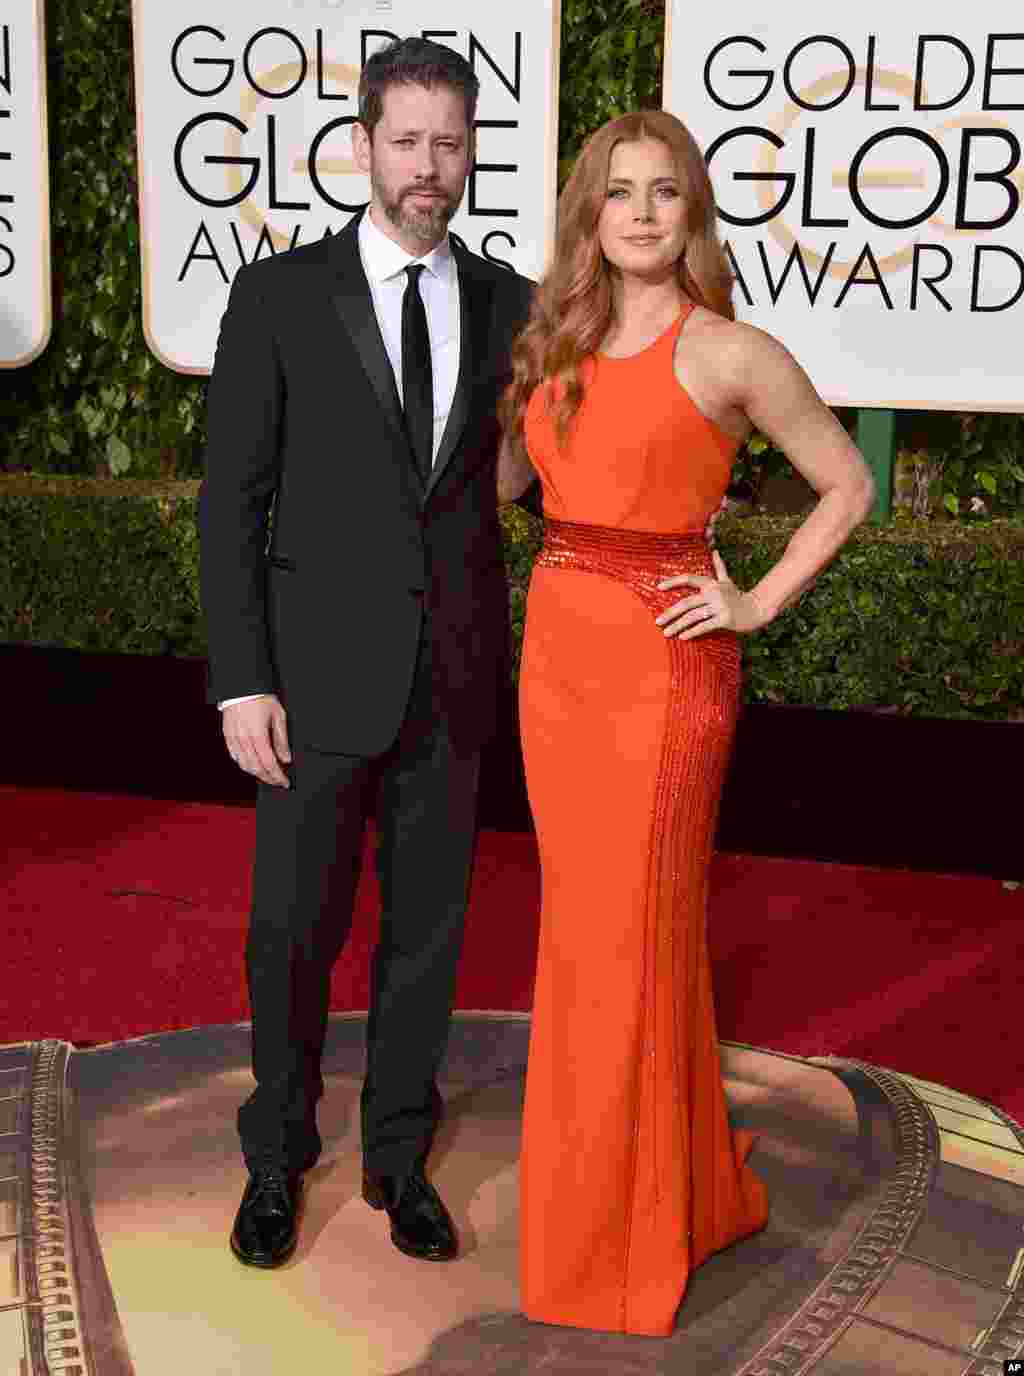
[497,433,538,506]
[222,695,292,788]
[704,495,728,548]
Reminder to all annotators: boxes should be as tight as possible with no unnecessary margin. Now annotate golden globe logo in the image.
[753,72,1024,279]
[701,34,1024,313]
[170,27,369,275]
[167,22,527,285]
[134,4,560,373]
[226,55,363,251]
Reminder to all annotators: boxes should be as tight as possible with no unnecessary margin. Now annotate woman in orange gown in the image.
[498,111,875,1338]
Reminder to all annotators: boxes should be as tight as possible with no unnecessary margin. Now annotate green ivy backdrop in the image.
[3,0,1023,513]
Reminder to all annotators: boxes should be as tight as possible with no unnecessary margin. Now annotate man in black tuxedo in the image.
[198,38,535,1269]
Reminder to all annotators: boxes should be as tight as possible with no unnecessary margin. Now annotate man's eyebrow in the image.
[388,128,465,138]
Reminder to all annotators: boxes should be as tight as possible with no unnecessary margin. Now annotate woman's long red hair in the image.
[500,110,734,456]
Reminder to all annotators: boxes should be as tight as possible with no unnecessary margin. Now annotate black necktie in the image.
[401,264,434,483]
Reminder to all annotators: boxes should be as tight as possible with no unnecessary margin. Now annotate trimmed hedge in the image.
[716,514,1024,720]
[2,477,203,655]
[5,478,1022,721]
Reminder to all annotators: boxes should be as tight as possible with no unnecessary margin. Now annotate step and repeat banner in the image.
[665,3,1024,410]
[131,2,561,375]
[0,0,52,369]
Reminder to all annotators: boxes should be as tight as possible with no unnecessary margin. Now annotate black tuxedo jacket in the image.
[197,213,535,756]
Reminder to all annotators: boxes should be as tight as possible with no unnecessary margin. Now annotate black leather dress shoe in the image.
[363,1167,458,1261]
[230,1166,302,1268]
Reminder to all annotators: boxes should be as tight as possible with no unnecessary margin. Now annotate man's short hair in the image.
[358,37,479,139]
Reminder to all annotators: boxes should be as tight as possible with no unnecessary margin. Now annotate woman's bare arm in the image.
[656,324,875,640]
[737,327,875,621]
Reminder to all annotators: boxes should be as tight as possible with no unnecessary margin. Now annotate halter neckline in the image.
[597,302,696,362]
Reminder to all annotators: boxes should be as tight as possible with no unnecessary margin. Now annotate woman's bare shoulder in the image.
[687,310,803,388]
[688,308,789,355]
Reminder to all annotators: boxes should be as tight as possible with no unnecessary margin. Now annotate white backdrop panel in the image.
[133,2,561,375]
[665,3,1024,410]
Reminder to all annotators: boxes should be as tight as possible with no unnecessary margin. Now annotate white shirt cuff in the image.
[218,694,271,710]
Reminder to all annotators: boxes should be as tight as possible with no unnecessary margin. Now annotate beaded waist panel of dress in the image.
[536,516,740,690]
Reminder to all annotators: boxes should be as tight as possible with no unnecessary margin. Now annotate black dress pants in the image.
[237,624,482,1176]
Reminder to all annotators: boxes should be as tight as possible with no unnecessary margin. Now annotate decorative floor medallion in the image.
[1,1019,1021,1375]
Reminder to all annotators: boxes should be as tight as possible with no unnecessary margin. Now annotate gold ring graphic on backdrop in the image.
[755,67,1023,281]
[223,56,364,251]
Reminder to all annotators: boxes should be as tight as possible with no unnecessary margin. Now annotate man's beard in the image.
[377,177,457,243]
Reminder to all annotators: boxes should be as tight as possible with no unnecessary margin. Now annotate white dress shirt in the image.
[220,210,462,712]
[358,207,461,462]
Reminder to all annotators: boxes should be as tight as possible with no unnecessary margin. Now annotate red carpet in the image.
[4,785,1021,1121]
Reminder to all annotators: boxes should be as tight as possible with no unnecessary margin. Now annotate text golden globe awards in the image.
[665,4,1024,411]
[131,3,561,374]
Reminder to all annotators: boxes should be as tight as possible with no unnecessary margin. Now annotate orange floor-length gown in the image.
[518,306,769,1337]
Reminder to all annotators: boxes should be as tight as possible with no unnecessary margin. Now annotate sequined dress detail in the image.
[518,307,769,1337]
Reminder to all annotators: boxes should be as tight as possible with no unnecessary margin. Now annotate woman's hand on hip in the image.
[655,550,770,639]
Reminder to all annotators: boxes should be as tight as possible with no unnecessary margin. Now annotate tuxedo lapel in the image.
[426,242,495,499]
[328,218,424,491]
